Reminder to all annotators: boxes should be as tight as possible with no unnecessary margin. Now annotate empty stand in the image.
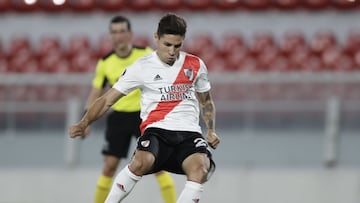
[69,50,96,72]
[331,0,359,9]
[37,36,62,59]
[274,0,302,10]
[8,36,31,59]
[95,35,113,58]
[279,31,307,56]
[67,0,96,12]
[95,0,126,11]
[155,0,183,10]
[344,30,360,56]
[183,34,215,56]
[218,33,246,57]
[303,0,330,10]
[183,0,212,10]
[243,0,272,10]
[249,32,276,56]
[65,35,91,59]
[212,0,242,10]
[0,0,10,12]
[38,0,67,12]
[310,31,337,56]
[11,0,39,12]
[128,0,154,11]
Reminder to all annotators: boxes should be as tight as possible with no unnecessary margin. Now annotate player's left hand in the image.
[207,130,220,149]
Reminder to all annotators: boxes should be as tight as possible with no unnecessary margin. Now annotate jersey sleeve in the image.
[194,59,211,93]
[113,61,142,95]
[92,59,107,89]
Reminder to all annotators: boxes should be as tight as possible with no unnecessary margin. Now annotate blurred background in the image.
[0,0,360,203]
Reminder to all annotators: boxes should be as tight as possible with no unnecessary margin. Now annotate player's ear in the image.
[154,32,159,43]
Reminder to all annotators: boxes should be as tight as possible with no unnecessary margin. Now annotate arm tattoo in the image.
[198,92,216,130]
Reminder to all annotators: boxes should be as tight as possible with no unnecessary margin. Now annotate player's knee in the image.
[129,151,154,175]
[187,162,209,183]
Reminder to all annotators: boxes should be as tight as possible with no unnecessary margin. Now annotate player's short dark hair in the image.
[110,15,131,31]
[157,13,187,38]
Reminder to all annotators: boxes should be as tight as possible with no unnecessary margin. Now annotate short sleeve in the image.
[113,61,142,95]
[92,60,107,89]
[195,59,211,93]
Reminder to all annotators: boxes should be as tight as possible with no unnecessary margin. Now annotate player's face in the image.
[155,33,183,66]
[109,22,132,50]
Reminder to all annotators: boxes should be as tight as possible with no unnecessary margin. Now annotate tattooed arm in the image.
[196,91,220,149]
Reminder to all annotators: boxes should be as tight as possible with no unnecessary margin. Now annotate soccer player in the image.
[69,13,220,203]
[83,15,176,203]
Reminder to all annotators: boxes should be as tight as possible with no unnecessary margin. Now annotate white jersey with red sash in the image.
[113,51,211,134]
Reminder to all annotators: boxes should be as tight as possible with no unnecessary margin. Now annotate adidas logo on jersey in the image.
[154,74,163,81]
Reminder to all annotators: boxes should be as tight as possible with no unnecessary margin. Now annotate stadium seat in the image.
[0,57,9,73]
[11,0,40,12]
[268,56,291,72]
[66,35,91,59]
[354,50,360,69]
[257,46,281,70]
[321,46,343,70]
[279,31,306,55]
[68,0,96,12]
[236,57,259,72]
[273,0,301,10]
[183,0,212,10]
[184,34,215,56]
[249,32,275,56]
[95,0,126,11]
[155,0,183,10]
[128,0,154,11]
[0,0,10,12]
[224,45,249,70]
[242,0,272,10]
[39,50,68,73]
[212,0,242,10]
[206,57,227,72]
[69,50,96,72]
[38,0,67,12]
[8,36,31,59]
[300,55,324,72]
[303,0,330,10]
[9,49,39,72]
[288,46,311,70]
[343,30,360,56]
[310,31,337,56]
[218,33,245,57]
[332,54,355,72]
[37,36,62,59]
[331,0,359,9]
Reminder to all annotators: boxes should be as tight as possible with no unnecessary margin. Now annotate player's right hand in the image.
[69,122,88,139]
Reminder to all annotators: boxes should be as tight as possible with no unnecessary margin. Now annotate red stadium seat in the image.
[279,31,306,55]
[268,56,291,72]
[183,0,212,10]
[9,49,39,73]
[242,0,272,10]
[37,36,62,58]
[257,46,281,70]
[218,33,245,57]
[206,57,227,72]
[212,0,242,10]
[321,46,343,70]
[0,57,9,73]
[331,0,359,9]
[288,46,311,70]
[8,36,31,59]
[68,0,96,12]
[39,49,69,73]
[69,51,96,72]
[38,0,67,12]
[274,0,301,9]
[155,0,183,10]
[332,54,355,72]
[0,0,10,12]
[224,45,249,70]
[95,0,126,11]
[310,31,337,56]
[353,50,360,69]
[249,32,275,56]
[303,0,330,10]
[66,35,91,58]
[128,0,154,11]
[344,30,360,56]
[300,55,324,72]
[236,57,259,72]
[11,0,40,12]
[184,34,215,56]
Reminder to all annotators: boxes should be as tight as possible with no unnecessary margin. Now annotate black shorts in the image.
[137,127,215,177]
[101,111,141,158]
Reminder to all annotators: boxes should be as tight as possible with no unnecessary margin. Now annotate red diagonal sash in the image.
[140,55,201,134]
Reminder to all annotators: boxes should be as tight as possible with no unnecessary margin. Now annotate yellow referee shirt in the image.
[92,46,153,112]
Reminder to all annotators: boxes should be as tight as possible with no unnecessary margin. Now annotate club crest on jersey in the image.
[183,68,194,81]
[141,140,150,147]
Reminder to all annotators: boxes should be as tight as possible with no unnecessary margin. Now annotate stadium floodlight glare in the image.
[53,0,66,5]
[24,0,36,5]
